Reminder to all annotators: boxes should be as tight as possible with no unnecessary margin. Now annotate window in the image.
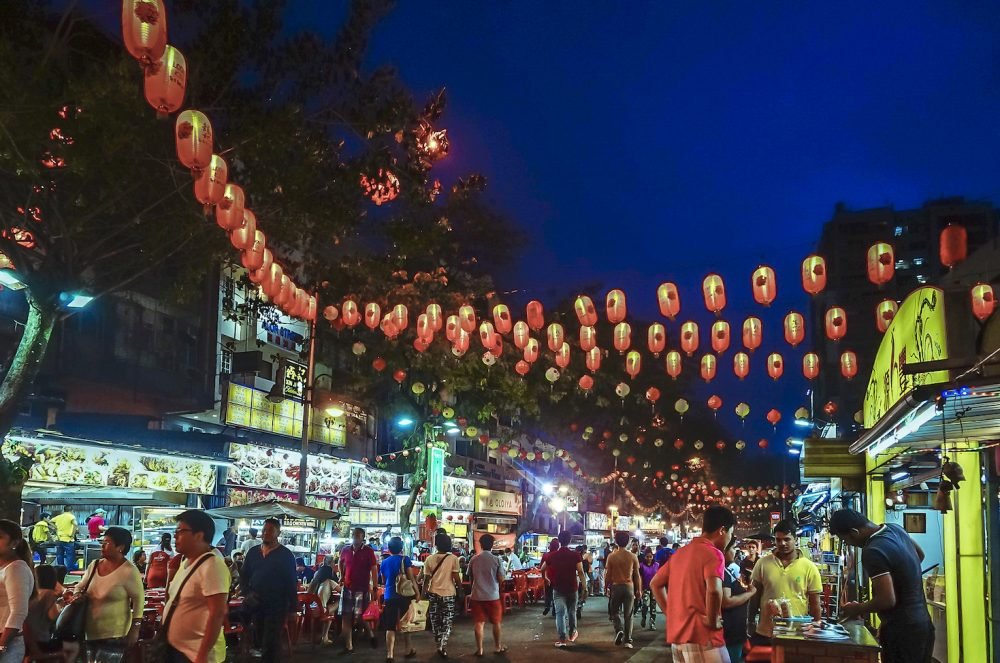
[904,512,926,534]
[894,225,906,237]
[912,257,924,266]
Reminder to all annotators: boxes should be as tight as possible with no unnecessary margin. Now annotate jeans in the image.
[56,541,77,571]
[726,643,744,663]
[608,584,635,643]
[552,590,578,641]
[0,636,24,663]
[255,610,286,662]
[639,588,657,625]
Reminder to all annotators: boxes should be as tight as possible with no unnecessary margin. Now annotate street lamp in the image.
[0,271,26,290]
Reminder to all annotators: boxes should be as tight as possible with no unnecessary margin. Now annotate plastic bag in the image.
[400,599,429,633]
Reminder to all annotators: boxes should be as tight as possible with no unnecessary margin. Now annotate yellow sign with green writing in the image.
[863,286,950,428]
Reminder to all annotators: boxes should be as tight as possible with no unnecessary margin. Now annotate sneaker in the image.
[615,631,625,646]
[625,643,634,649]
[569,630,579,643]
[554,641,567,648]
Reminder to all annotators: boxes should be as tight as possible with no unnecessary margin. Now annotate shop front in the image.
[584,512,611,549]
[473,487,521,552]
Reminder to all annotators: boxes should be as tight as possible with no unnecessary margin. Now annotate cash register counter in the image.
[772,621,880,663]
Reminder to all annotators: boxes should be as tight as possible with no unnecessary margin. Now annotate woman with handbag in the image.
[421,534,461,659]
[73,527,144,662]
[0,518,36,663]
[379,537,420,663]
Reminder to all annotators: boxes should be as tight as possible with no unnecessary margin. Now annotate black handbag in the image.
[53,560,98,641]
[141,552,216,663]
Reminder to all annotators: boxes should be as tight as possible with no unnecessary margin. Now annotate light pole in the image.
[297,308,317,506]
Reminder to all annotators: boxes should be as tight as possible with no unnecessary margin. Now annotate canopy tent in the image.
[205,499,341,522]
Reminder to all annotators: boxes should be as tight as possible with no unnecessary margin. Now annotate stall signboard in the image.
[228,442,352,498]
[426,447,446,506]
[258,313,307,351]
[227,487,340,512]
[474,488,522,516]
[5,438,218,494]
[864,286,950,428]
[586,512,610,531]
[443,476,475,511]
[615,515,632,531]
[564,493,580,512]
[349,465,397,510]
[224,383,346,446]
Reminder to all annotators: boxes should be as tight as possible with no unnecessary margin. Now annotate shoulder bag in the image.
[420,554,450,594]
[140,551,216,663]
[394,557,418,598]
[53,560,99,641]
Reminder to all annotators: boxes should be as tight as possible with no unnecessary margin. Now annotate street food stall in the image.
[771,620,880,662]
[206,499,342,564]
[472,487,521,552]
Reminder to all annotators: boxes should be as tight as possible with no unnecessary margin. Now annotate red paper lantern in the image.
[341,299,360,327]
[657,282,681,319]
[752,265,777,306]
[715,441,726,451]
[392,369,407,384]
[192,154,227,207]
[875,299,898,333]
[626,455,636,466]
[122,0,167,66]
[574,295,598,327]
[940,224,967,269]
[766,409,781,426]
[702,274,727,314]
[175,110,213,171]
[144,44,186,115]
[490,336,504,357]
[824,401,838,416]
[758,439,769,449]
[556,342,571,369]
[803,352,820,381]
[784,312,805,347]
[391,304,408,331]
[625,350,642,379]
[241,231,266,272]
[711,320,731,354]
[515,360,530,376]
[215,183,245,231]
[742,317,762,352]
[586,347,602,372]
[453,329,470,353]
[674,439,684,450]
[364,303,381,330]
[733,352,750,380]
[492,304,512,334]
[681,321,700,356]
[229,209,257,251]
[606,289,627,324]
[416,314,434,342]
[700,354,717,383]
[480,322,497,349]
[579,375,594,391]
[867,242,895,286]
[646,386,661,404]
[547,323,565,353]
[840,351,858,380]
[825,307,847,341]
[322,305,339,322]
[665,351,682,379]
[647,323,666,357]
[526,300,545,331]
[426,304,443,332]
[707,395,723,412]
[523,338,540,364]
[445,315,461,342]
[580,326,597,352]
[801,254,827,296]
[766,352,784,380]
[459,305,476,333]
[372,357,387,372]
[380,315,399,340]
[972,283,997,321]
[513,321,531,349]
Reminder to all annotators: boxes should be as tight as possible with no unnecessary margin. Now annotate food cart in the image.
[205,499,342,565]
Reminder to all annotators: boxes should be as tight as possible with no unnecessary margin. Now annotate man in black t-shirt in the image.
[829,509,933,663]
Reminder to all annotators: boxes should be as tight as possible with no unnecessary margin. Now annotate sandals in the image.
[494,647,508,655]
[405,650,418,658]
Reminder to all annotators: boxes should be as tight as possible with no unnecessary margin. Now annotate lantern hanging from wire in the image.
[556,342,571,369]
[229,209,256,250]
[707,395,723,415]
[513,321,530,349]
[526,300,545,331]
[379,314,399,340]
[647,323,666,357]
[579,326,597,352]
[458,305,476,333]
[940,224,967,269]
[681,321,699,356]
[390,304,408,331]
[426,303,443,331]
[646,387,661,405]
[711,320,731,354]
[702,274,727,314]
[122,0,167,66]
[752,265,777,306]
[364,303,381,330]
[766,409,781,429]
[675,398,690,417]
[492,304,512,334]
[193,154,227,206]
[416,314,433,342]
[606,289,627,324]
[625,351,642,379]
[215,183,245,231]
[445,315,460,342]
[867,242,895,286]
[490,336,504,357]
[971,283,997,322]
[574,296,598,327]
[766,352,784,380]
[840,350,858,380]
[523,338,540,364]
[613,322,632,354]
[700,354,717,383]
[515,360,530,377]
[875,299,898,333]
[742,317,763,352]
[784,311,805,346]
[579,375,594,392]
[657,282,680,319]
[801,254,827,296]
[241,231,266,272]
[480,321,497,349]
[803,352,820,380]
[586,346,602,373]
[175,110,213,172]
[144,44,186,115]
[453,329,470,353]
[341,299,360,328]
[665,351,682,379]
[735,402,750,421]
[547,323,565,353]
[825,307,847,341]
[733,352,750,380]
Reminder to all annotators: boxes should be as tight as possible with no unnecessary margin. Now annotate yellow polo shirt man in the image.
[52,509,78,542]
[751,549,823,637]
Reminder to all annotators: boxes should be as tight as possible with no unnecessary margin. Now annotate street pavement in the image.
[282,596,673,662]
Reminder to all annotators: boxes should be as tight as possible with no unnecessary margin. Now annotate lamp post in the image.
[297,299,318,506]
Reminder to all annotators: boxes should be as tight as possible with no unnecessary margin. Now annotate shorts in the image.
[670,643,731,663]
[339,587,371,618]
[380,596,413,632]
[470,599,503,625]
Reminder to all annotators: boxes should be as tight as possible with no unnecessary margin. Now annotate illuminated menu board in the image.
[224,383,345,446]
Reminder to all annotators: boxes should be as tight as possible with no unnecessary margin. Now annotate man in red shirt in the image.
[650,506,735,663]
[545,531,589,647]
[338,527,380,652]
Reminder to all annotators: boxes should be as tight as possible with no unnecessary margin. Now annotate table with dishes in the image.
[771,618,880,663]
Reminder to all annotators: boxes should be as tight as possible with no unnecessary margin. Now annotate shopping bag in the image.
[362,600,382,622]
[400,600,429,633]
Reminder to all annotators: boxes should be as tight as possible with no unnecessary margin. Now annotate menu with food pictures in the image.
[5,439,218,494]
[227,487,342,512]
[349,464,397,510]
[442,477,475,511]
[227,443,352,498]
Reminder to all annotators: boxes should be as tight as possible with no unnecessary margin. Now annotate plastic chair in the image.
[745,645,773,662]
[511,572,530,607]
[224,613,249,661]
[299,593,338,647]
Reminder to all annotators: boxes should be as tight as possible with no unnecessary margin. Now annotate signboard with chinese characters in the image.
[426,447,446,506]
[282,361,307,400]
[224,383,345,446]
[474,488,522,516]
[585,512,610,531]
[864,287,950,428]
[257,313,307,351]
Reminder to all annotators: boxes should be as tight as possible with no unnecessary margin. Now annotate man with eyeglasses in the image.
[240,518,297,662]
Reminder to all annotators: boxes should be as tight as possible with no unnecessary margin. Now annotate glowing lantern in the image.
[490,336,504,357]
[606,289,627,324]
[972,283,997,321]
[875,299,898,333]
[523,338,540,364]
[702,274,727,314]
[803,352,820,381]
[825,307,847,341]
[752,265,777,306]
[625,351,642,379]
[867,242,895,286]
[556,342,571,368]
[479,322,496,349]
[416,314,433,342]
[715,441,726,451]
[700,354,717,383]
[492,304,512,334]
[380,315,399,340]
[742,317,762,352]
[192,154,227,207]
[513,321,531,349]
[579,375,594,391]
[673,439,684,450]
[784,312,805,347]
[940,224,967,269]
[574,296,598,327]
[766,353,784,380]
[241,231,266,271]
[393,369,407,385]
[515,360,530,377]
[840,351,858,380]
[613,322,632,354]
[675,399,690,416]
[526,300,545,331]
[647,323,666,357]
[175,110,213,171]
[707,395,722,413]
[646,387,661,404]
[758,439,769,450]
[547,323,565,353]
[341,300,360,327]
[322,305,339,322]
[144,45,186,115]
[710,321,731,354]
[665,351,682,379]
[766,409,781,427]
[545,368,560,383]
[215,183,245,231]
[580,326,597,352]
[616,383,631,399]
[586,347,602,373]
[459,305,476,333]
[364,303,381,330]
[800,254,827,296]
[122,0,167,66]
[426,304,443,331]
[445,315,461,342]
[657,282,681,319]
[680,321,699,356]
[733,352,750,380]
[794,407,809,422]
[453,329,470,353]
[228,209,256,250]
[735,403,750,420]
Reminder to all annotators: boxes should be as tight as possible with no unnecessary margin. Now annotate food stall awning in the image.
[22,485,183,506]
[850,380,1000,456]
[205,499,341,522]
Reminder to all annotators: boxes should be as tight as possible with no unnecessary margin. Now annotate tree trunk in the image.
[398,472,424,535]
[0,294,57,439]
[0,481,27,523]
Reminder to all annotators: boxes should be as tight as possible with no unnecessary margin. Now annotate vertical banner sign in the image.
[426,447,446,506]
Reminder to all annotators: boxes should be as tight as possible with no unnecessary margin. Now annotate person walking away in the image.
[24,564,62,659]
[338,527,379,652]
[0,519,35,662]
[739,541,759,585]
[86,509,106,541]
[722,539,757,663]
[217,526,237,559]
[72,527,143,660]
[238,528,261,555]
[468,534,506,656]
[576,545,592,620]
[52,507,78,572]
[30,513,53,563]
[164,510,230,663]
[650,506,735,663]
[538,539,560,617]
[421,533,461,658]
[638,549,660,630]
[307,557,341,645]
[240,518,297,663]
[145,533,174,589]
[546,531,588,648]
[653,537,671,566]
[604,530,641,648]
[379,536,419,662]
[748,519,821,646]
[829,509,933,663]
